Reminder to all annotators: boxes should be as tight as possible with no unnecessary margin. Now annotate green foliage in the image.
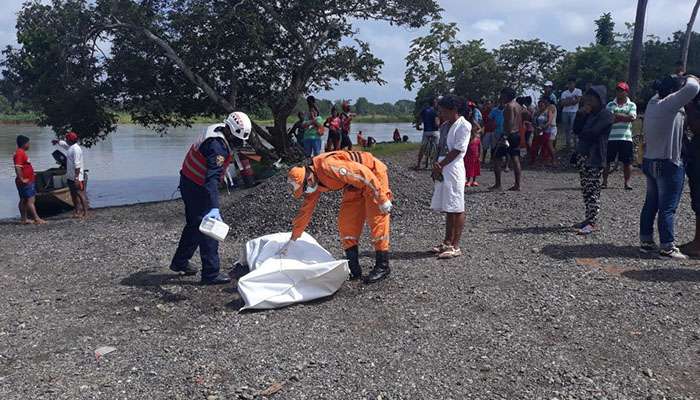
[553,44,629,93]
[404,21,459,92]
[451,40,503,103]
[494,39,565,93]
[3,0,117,147]
[595,13,616,46]
[3,0,440,149]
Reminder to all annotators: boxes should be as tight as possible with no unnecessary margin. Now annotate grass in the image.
[0,113,38,123]
[365,141,421,157]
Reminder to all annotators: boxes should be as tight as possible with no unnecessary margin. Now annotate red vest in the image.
[181,124,233,186]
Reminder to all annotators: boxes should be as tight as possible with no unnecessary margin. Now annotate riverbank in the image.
[1,148,698,399]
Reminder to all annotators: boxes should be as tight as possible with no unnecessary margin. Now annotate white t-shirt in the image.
[560,88,582,113]
[59,141,84,181]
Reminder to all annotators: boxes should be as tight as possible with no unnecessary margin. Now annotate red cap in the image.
[616,82,630,92]
[467,101,476,107]
[66,132,79,142]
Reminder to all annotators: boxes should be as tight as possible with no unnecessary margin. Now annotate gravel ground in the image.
[1,151,699,400]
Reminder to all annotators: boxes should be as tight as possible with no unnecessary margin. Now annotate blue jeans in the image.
[561,112,577,147]
[640,159,685,249]
[303,138,322,157]
[171,175,220,279]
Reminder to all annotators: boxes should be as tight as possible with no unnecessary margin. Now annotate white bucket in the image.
[199,218,230,242]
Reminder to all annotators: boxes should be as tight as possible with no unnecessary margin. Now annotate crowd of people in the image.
[12,66,700,283]
[412,66,700,260]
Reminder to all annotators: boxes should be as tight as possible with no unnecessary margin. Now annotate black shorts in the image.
[327,130,340,144]
[606,140,634,164]
[494,133,521,158]
[340,131,352,149]
[67,179,81,195]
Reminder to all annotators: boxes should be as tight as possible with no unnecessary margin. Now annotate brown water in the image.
[0,122,416,218]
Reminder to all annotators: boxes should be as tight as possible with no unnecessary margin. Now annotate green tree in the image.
[451,40,504,101]
[553,45,629,95]
[494,39,565,93]
[354,97,371,115]
[595,12,616,46]
[404,21,459,93]
[4,0,440,155]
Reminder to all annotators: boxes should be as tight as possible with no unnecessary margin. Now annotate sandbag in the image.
[237,232,349,310]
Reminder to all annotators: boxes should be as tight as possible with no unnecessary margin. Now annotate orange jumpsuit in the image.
[291,151,392,251]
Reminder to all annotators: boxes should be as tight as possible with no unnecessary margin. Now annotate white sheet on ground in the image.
[236,232,349,310]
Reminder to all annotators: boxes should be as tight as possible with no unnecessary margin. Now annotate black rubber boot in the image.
[201,273,232,285]
[170,261,198,276]
[365,251,390,284]
[345,246,362,280]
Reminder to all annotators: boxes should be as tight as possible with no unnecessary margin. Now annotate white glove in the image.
[379,200,393,214]
[276,240,294,256]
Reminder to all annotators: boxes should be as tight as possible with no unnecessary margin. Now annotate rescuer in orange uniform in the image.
[282,150,393,283]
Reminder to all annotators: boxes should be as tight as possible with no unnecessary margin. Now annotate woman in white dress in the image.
[430,95,472,259]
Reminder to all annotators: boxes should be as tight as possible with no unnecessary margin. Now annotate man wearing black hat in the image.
[13,135,45,224]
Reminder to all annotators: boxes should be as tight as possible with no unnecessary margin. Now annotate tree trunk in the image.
[683,0,700,71]
[628,0,648,97]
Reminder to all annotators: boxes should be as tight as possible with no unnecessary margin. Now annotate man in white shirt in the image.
[53,132,88,218]
[430,95,471,259]
[559,77,583,148]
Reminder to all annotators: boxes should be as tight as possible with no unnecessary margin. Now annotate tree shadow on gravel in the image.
[540,244,642,260]
[622,268,700,283]
[489,226,571,235]
[120,271,196,302]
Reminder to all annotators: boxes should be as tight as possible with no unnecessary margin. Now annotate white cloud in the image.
[2,0,700,103]
[473,19,505,33]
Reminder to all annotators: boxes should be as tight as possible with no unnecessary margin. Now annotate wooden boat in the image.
[34,167,74,215]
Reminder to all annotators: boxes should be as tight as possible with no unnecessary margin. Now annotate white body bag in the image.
[236,232,349,310]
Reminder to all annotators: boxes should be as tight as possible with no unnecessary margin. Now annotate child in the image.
[464,131,481,187]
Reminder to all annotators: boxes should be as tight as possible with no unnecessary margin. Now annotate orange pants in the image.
[337,159,390,251]
[338,188,390,251]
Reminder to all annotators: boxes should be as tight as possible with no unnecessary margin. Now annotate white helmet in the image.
[225,112,252,141]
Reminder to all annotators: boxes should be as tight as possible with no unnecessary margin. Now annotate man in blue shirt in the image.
[414,97,440,169]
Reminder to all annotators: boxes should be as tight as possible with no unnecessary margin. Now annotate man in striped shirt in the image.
[603,82,637,190]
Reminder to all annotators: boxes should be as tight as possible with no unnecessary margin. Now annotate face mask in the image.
[304,182,318,194]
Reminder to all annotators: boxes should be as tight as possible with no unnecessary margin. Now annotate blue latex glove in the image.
[204,208,222,221]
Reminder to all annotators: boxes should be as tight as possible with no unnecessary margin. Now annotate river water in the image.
[0,122,417,218]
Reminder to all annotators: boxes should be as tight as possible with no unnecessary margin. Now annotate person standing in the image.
[414,97,440,169]
[541,97,558,167]
[339,101,354,150]
[542,81,558,106]
[284,151,393,283]
[170,112,252,284]
[602,82,637,190]
[560,77,582,148]
[324,106,342,152]
[430,95,471,259]
[639,75,700,258]
[302,108,324,158]
[53,132,88,218]
[13,135,45,225]
[574,86,614,235]
[491,87,523,191]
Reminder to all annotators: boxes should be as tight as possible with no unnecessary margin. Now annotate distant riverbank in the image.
[0,112,414,125]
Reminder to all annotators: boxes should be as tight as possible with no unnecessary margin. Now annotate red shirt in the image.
[13,148,35,186]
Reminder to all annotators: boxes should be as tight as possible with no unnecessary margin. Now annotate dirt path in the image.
[1,152,698,399]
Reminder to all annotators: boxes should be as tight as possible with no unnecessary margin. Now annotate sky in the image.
[0,0,697,103]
